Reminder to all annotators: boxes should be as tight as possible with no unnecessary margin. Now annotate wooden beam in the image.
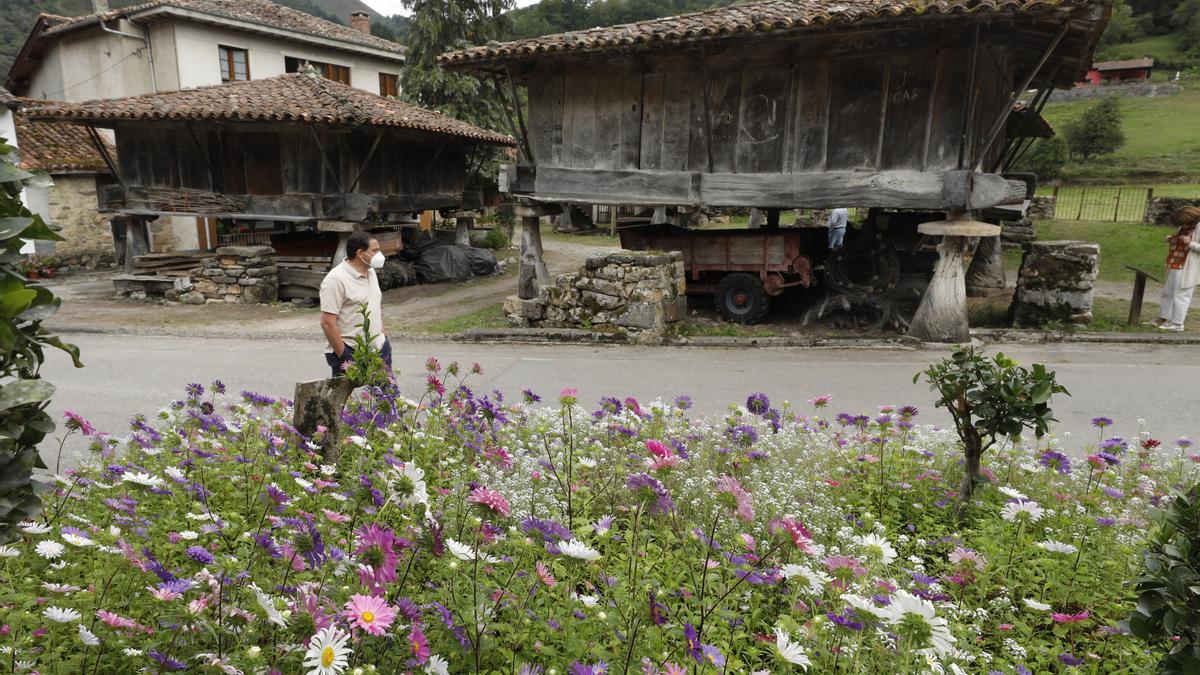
[517,165,1025,210]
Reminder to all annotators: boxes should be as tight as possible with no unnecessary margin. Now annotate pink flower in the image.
[535,561,557,588]
[769,518,815,552]
[715,475,754,522]
[323,509,350,523]
[645,455,680,471]
[948,547,987,571]
[343,594,397,636]
[998,623,1015,631]
[96,609,138,630]
[468,487,512,518]
[1052,610,1090,624]
[559,388,578,405]
[663,664,687,675]
[147,586,182,601]
[408,624,430,664]
[807,395,831,408]
[645,439,672,458]
[822,555,868,579]
[355,523,399,593]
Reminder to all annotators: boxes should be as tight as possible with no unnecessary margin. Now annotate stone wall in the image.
[1048,81,1180,103]
[1144,197,1200,226]
[47,174,117,269]
[1010,240,1099,327]
[170,246,278,305]
[505,250,686,340]
[1028,196,1056,221]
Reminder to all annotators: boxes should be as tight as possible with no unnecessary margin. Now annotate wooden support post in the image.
[517,214,549,299]
[965,234,1005,295]
[293,377,356,462]
[909,217,1001,342]
[455,217,471,246]
[1126,266,1161,326]
[123,217,151,274]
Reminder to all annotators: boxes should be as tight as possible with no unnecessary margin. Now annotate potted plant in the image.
[18,257,38,279]
[38,255,58,278]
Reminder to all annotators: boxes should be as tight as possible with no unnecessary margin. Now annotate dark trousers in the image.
[325,338,392,378]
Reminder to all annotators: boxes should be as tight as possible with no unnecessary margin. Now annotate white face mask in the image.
[360,251,385,269]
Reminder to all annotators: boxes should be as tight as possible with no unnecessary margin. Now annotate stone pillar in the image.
[909,218,1001,342]
[1010,240,1099,326]
[185,245,278,305]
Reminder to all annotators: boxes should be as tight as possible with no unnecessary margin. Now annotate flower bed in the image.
[0,363,1182,673]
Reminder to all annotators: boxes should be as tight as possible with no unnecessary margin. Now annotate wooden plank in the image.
[791,60,829,172]
[564,73,597,168]
[528,75,564,166]
[706,70,739,173]
[660,71,693,171]
[533,166,697,205]
[594,73,623,170]
[640,72,665,170]
[927,48,968,170]
[826,57,886,171]
[736,67,789,173]
[881,52,937,170]
[619,73,643,170]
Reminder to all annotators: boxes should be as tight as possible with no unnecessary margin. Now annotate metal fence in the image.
[1052,186,1152,222]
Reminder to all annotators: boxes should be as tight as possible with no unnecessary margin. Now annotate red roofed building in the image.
[1081,58,1154,85]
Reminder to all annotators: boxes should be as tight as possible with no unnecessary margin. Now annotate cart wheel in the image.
[716,273,770,324]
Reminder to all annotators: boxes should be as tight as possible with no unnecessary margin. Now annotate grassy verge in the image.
[669,320,782,338]
[969,294,1200,333]
[411,302,508,334]
[541,229,621,247]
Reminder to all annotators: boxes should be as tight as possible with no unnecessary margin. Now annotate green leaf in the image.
[0,288,35,318]
[0,380,55,411]
[0,216,32,240]
[0,162,33,185]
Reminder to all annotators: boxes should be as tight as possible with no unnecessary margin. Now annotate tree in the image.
[1099,0,1144,47]
[915,348,1067,505]
[1063,96,1125,161]
[0,135,82,542]
[401,0,517,193]
[1012,134,1069,181]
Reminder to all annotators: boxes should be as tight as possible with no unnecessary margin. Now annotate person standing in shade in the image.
[319,231,393,376]
[1151,206,1200,332]
[827,207,848,250]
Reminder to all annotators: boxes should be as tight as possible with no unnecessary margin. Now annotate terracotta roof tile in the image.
[439,0,1105,69]
[26,73,516,146]
[45,0,404,57]
[0,87,21,110]
[14,111,112,173]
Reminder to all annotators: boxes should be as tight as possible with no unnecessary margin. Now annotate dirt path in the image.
[43,236,619,339]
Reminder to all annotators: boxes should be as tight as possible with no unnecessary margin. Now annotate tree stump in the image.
[965,234,1006,296]
[293,377,356,462]
[909,219,1001,343]
[517,214,550,299]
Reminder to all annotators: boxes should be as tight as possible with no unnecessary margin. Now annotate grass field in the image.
[1095,35,1195,71]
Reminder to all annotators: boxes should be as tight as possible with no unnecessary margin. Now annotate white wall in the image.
[172,22,403,95]
[1,108,36,255]
[34,21,157,102]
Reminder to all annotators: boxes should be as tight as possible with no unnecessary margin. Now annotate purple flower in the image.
[1095,517,1116,527]
[1099,437,1128,453]
[185,382,204,399]
[1091,417,1113,428]
[1059,652,1084,667]
[699,645,725,668]
[673,395,693,411]
[746,393,770,415]
[728,424,758,448]
[1101,486,1125,499]
[211,379,226,394]
[1096,451,1120,466]
[185,546,214,564]
[898,405,919,418]
[148,650,187,671]
[827,609,864,631]
[521,517,573,542]
[240,390,275,406]
[627,474,674,515]
[568,662,607,675]
[521,388,541,403]
[1178,438,1194,449]
[1039,450,1071,475]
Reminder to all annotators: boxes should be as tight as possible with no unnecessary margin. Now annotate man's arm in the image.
[320,312,346,356]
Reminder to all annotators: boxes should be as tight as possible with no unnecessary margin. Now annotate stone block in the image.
[238,277,261,286]
[242,282,278,304]
[615,302,663,330]
[216,245,275,258]
[201,268,227,278]
[245,265,279,278]
[205,298,225,304]
[504,295,545,321]
[179,291,207,305]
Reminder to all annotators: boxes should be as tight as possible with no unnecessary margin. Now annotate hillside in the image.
[0,0,383,79]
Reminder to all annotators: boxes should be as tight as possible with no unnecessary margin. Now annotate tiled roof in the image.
[44,0,404,57]
[26,73,516,146]
[0,88,21,110]
[14,111,112,174]
[439,0,1105,69]
[1093,57,1153,70]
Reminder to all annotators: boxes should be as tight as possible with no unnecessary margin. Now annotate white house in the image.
[6,0,406,258]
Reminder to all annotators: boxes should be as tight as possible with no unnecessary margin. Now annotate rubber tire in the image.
[715,273,770,324]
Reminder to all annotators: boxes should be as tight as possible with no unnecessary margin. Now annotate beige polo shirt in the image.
[319,260,385,351]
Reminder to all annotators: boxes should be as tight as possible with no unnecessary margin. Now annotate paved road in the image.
[35,334,1200,468]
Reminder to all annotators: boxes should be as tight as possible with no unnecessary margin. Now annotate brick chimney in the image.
[350,12,370,34]
[92,0,110,12]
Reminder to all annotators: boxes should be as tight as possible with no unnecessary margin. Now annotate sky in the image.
[362,0,540,16]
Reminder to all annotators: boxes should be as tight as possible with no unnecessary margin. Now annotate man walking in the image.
[827,208,848,250]
[319,231,392,377]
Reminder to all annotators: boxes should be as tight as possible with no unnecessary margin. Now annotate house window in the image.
[285,57,351,85]
[219,46,249,82]
[379,73,399,97]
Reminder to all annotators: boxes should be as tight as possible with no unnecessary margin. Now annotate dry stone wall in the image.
[505,250,686,340]
[1010,240,1099,326]
[171,246,278,305]
[1145,197,1200,226]
[47,175,117,269]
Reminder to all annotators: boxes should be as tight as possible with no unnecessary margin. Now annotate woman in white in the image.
[1153,206,1200,332]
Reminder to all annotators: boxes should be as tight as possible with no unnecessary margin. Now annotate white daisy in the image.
[558,539,601,561]
[445,539,500,563]
[19,521,52,535]
[576,594,600,608]
[303,626,351,675]
[122,472,165,489]
[853,533,898,565]
[389,462,429,507]
[62,533,94,547]
[1037,540,1078,555]
[320,464,337,476]
[425,654,450,675]
[43,606,82,623]
[576,457,598,468]
[999,486,1028,500]
[774,626,812,668]
[842,594,887,619]
[881,590,956,656]
[164,467,187,482]
[123,648,144,656]
[42,582,81,593]
[1023,597,1052,611]
[0,545,20,557]
[178,531,199,540]
[295,477,314,490]
[78,623,101,646]
[779,564,829,594]
[1000,500,1044,523]
[36,540,66,560]
[248,583,289,628]
[14,661,34,672]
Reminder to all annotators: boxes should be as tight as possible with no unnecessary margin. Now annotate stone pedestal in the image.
[909,219,1001,343]
[188,246,278,304]
[1001,217,1037,246]
[1010,240,1099,326]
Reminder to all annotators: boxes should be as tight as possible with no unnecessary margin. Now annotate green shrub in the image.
[1064,97,1126,161]
[477,226,512,249]
[1012,134,1070,181]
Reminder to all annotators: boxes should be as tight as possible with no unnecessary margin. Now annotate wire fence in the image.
[1052,187,1153,222]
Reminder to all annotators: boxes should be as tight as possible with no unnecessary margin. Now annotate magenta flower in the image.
[354,523,398,593]
[769,518,815,553]
[407,624,430,665]
[1051,610,1090,624]
[62,410,96,436]
[468,487,512,518]
[715,475,754,522]
[343,594,397,636]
